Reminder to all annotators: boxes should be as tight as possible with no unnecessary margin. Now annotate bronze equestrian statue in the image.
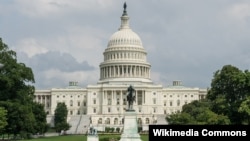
[126,85,135,111]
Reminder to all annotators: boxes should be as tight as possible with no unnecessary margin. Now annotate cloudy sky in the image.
[1,0,250,89]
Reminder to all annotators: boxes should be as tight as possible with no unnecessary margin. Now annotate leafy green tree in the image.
[207,65,250,124]
[166,112,195,125]
[0,38,47,138]
[166,100,230,125]
[0,107,7,133]
[32,102,49,135]
[0,101,35,138]
[54,102,71,133]
[0,38,35,104]
[238,96,250,124]
[167,64,250,125]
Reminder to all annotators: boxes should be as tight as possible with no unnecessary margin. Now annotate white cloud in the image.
[40,69,99,88]
[14,38,48,57]
[16,0,118,18]
[2,0,250,89]
[221,2,250,26]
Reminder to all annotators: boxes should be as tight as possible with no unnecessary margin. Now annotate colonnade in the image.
[100,65,150,79]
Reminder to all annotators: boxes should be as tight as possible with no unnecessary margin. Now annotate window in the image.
[83,101,86,106]
[146,118,150,124]
[191,95,193,98]
[123,98,126,105]
[108,107,111,113]
[177,100,180,106]
[78,101,80,106]
[185,95,187,97]
[153,108,156,113]
[70,110,73,115]
[108,99,111,105]
[98,118,102,124]
[106,118,110,124]
[70,100,73,106]
[93,108,96,113]
[77,110,80,115]
[93,99,96,104]
[170,101,173,106]
[152,98,156,104]
[138,118,142,125]
[117,98,120,105]
[137,93,142,105]
[164,101,166,106]
[114,118,118,125]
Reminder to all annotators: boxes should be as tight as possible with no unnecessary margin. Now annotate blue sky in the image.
[1,0,250,89]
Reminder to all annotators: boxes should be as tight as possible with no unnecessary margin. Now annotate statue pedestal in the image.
[87,135,99,141]
[120,111,142,141]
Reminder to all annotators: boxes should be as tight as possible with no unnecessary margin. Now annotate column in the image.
[109,66,111,78]
[130,65,132,77]
[122,65,124,77]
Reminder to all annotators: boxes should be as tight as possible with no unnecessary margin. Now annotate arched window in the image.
[106,118,110,124]
[114,118,118,125]
[137,118,142,125]
[98,118,102,124]
[146,118,150,124]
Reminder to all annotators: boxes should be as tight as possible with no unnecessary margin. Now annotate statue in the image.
[123,2,127,10]
[126,85,135,111]
[89,127,98,136]
[122,2,127,16]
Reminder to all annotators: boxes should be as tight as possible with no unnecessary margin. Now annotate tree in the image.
[238,96,250,124]
[166,100,230,125]
[0,38,47,138]
[32,102,49,135]
[0,107,7,133]
[207,65,250,124]
[0,38,35,104]
[54,102,71,133]
[167,64,250,125]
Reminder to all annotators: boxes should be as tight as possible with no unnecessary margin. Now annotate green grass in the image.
[22,134,148,141]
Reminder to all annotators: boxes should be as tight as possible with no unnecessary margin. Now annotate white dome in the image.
[107,28,143,48]
[107,7,143,48]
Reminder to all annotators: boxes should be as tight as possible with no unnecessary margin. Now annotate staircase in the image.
[66,115,90,134]
[156,115,168,125]
[66,115,81,134]
[75,115,91,134]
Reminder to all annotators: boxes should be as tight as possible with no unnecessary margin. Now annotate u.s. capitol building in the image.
[34,4,207,134]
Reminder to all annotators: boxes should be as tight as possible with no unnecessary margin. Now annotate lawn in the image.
[22,134,149,141]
